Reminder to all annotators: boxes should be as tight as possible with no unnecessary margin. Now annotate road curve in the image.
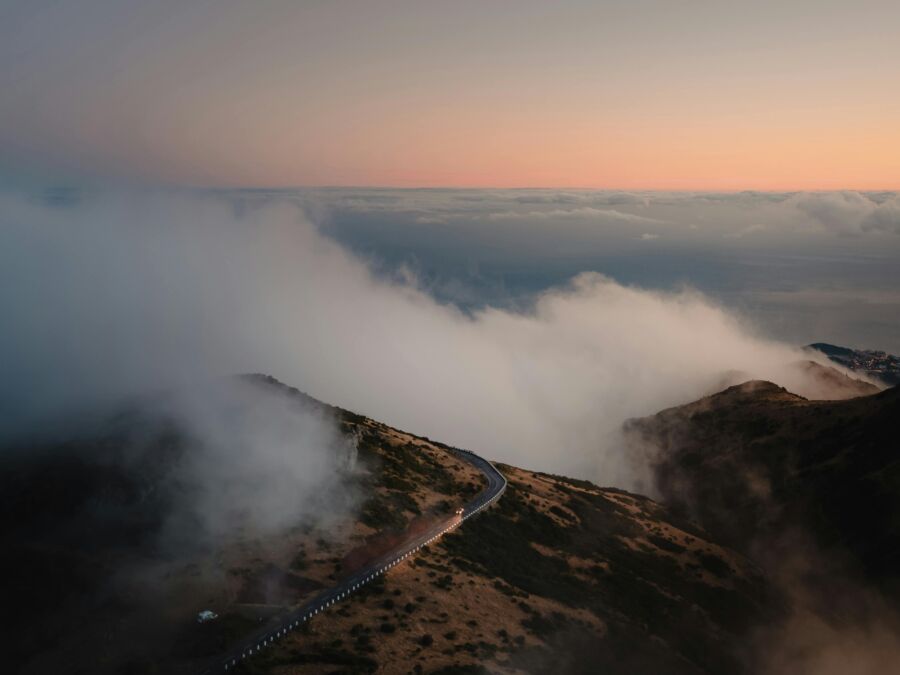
[199,447,507,673]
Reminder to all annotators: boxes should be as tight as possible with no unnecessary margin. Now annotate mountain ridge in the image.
[807,342,900,386]
[3,374,780,674]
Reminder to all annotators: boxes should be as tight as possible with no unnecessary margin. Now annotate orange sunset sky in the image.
[1,1,898,189]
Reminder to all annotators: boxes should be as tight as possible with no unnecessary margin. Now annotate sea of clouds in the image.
[0,186,880,488]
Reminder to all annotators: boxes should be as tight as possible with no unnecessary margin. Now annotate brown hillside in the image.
[241,465,774,675]
[3,376,776,675]
[625,381,900,593]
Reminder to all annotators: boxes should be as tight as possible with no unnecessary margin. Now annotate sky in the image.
[2,0,899,189]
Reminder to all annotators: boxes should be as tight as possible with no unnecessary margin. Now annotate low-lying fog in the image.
[0,186,879,488]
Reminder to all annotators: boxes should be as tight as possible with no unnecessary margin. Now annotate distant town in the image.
[810,343,900,386]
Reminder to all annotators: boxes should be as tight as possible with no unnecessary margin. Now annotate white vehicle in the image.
[197,610,218,623]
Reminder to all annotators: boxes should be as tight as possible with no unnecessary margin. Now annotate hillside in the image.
[239,463,773,675]
[624,381,900,587]
[2,375,774,675]
[1,376,487,674]
[624,380,900,672]
[10,373,895,674]
[808,342,900,386]
[783,359,880,399]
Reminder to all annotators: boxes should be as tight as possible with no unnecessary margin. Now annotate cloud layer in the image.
[146,377,358,546]
[313,188,900,353]
[0,187,876,486]
[795,191,900,235]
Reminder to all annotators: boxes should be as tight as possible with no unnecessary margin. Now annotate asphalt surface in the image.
[199,447,507,673]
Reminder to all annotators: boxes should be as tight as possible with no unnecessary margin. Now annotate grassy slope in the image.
[626,381,900,593]
[4,376,780,674]
[244,463,773,675]
[2,377,485,674]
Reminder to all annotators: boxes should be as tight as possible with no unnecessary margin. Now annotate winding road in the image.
[200,447,507,673]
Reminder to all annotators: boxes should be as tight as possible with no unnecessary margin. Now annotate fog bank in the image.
[145,377,359,547]
[0,187,865,485]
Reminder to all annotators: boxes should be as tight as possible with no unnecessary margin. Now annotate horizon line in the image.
[194,184,900,194]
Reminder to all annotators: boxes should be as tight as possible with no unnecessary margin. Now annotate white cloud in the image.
[486,206,664,225]
[414,214,449,224]
[724,223,767,239]
[794,191,900,235]
[153,378,357,544]
[0,188,870,490]
[863,199,900,234]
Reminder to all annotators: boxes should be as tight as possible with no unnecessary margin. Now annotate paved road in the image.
[199,447,507,673]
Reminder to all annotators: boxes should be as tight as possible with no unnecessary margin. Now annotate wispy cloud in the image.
[486,206,665,224]
[794,191,900,236]
[0,187,862,489]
